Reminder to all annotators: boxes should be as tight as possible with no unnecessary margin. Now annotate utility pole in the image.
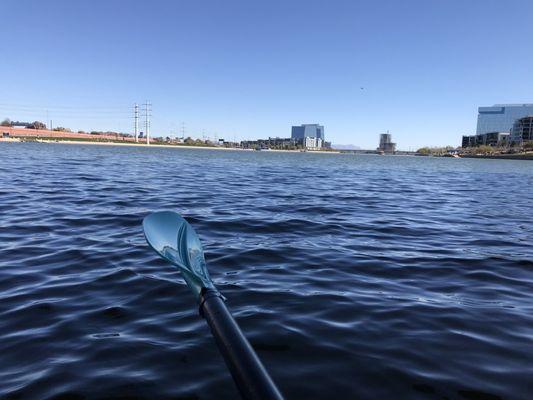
[134,103,139,142]
[181,122,186,139]
[143,101,152,145]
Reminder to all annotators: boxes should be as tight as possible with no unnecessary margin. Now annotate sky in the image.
[1,0,533,150]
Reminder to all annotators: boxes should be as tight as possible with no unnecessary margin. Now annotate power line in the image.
[0,102,131,111]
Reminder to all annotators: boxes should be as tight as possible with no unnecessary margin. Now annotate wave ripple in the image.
[0,143,532,400]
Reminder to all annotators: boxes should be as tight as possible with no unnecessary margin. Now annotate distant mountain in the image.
[331,144,361,150]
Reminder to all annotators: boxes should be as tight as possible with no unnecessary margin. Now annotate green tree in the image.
[416,147,431,155]
[27,121,47,130]
[1,118,12,127]
[474,145,494,154]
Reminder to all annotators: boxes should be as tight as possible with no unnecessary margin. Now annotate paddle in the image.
[143,211,284,400]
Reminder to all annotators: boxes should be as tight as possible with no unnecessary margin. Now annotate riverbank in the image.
[0,138,341,154]
[413,151,533,160]
[460,153,533,160]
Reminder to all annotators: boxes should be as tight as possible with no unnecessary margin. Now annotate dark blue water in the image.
[1,142,532,400]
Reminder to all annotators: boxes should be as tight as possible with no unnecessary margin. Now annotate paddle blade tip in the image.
[143,211,187,256]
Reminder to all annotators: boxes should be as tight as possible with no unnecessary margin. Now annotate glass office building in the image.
[291,124,324,140]
[476,104,533,135]
[511,116,533,144]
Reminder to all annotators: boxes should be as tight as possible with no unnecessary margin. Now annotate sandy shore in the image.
[44,140,250,151]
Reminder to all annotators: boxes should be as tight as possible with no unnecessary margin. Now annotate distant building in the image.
[291,124,325,149]
[291,124,324,140]
[462,103,533,147]
[377,133,396,154]
[476,104,533,135]
[304,137,323,149]
[462,132,509,148]
[510,116,533,145]
[241,137,296,150]
[461,135,476,148]
[240,124,328,150]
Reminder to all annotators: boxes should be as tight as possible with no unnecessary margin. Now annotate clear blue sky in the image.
[1,0,533,149]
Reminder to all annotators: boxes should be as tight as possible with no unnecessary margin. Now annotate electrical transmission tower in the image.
[134,103,139,142]
[143,101,152,145]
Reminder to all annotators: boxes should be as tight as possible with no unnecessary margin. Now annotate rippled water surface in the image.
[1,142,532,400]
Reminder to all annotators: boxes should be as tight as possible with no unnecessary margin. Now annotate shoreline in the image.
[0,138,341,154]
[2,139,530,159]
[459,153,533,161]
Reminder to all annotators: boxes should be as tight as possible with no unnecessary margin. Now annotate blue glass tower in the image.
[476,104,533,134]
[291,124,324,140]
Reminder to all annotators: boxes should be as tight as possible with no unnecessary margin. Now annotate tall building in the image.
[291,124,325,148]
[462,103,533,147]
[511,116,533,144]
[476,104,533,135]
[291,124,324,140]
[377,133,396,154]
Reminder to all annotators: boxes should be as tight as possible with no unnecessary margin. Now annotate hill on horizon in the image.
[332,144,362,150]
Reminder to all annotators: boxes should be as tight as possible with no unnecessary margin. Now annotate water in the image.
[0,142,532,400]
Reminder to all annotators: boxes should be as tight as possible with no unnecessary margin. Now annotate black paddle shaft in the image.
[199,289,284,400]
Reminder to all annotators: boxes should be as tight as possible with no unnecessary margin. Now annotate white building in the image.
[304,137,323,149]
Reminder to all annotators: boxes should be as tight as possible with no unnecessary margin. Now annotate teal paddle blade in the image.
[143,211,215,299]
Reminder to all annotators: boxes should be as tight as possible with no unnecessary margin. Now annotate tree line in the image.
[1,118,47,129]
